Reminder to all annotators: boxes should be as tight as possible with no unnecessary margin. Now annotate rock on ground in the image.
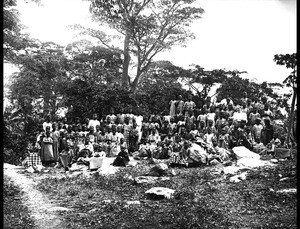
[145,187,175,199]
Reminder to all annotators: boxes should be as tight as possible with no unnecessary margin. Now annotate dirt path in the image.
[3,163,70,229]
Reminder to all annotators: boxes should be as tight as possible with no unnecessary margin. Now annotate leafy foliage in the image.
[74,0,205,90]
[274,53,297,145]
[3,0,41,63]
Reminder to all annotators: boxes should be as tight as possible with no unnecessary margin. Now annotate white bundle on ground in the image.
[232,146,260,160]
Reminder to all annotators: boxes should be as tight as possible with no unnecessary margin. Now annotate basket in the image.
[89,155,105,170]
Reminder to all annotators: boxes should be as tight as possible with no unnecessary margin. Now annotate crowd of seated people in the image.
[27,93,289,169]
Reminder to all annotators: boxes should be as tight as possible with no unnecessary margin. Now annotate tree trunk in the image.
[131,63,141,93]
[43,96,50,117]
[286,87,296,146]
[122,30,131,89]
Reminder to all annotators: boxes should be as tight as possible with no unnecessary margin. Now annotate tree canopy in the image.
[72,0,204,91]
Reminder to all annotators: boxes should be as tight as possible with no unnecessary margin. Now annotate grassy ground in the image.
[33,156,297,229]
[3,175,36,229]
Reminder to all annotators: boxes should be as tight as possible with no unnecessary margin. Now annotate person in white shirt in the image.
[88,114,100,131]
[232,106,247,123]
[43,115,52,132]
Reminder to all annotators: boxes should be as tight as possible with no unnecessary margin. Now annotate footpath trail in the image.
[3,163,69,229]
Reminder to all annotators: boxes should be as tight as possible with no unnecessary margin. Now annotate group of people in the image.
[23,93,289,170]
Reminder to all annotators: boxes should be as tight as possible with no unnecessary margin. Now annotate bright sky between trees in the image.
[8,0,297,84]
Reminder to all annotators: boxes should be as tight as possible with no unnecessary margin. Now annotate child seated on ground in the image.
[75,138,94,165]
[169,141,191,167]
[265,132,281,154]
[60,143,74,171]
[22,141,43,172]
[210,137,232,164]
[113,145,130,167]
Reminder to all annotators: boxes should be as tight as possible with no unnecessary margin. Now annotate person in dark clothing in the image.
[113,145,130,167]
[261,118,274,146]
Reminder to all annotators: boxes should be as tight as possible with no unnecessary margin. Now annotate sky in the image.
[5,0,297,85]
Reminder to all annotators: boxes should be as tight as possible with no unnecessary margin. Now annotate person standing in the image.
[261,118,274,146]
[184,95,196,117]
[42,115,52,132]
[41,126,55,166]
[169,98,177,117]
[51,123,60,164]
[88,114,101,131]
[176,95,185,115]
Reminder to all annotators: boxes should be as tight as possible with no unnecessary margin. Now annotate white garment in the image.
[232,112,247,122]
[220,98,233,106]
[164,115,171,123]
[88,119,100,130]
[79,143,94,154]
[135,115,143,127]
[116,132,124,144]
[43,122,52,132]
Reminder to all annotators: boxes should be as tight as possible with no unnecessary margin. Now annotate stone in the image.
[125,200,141,205]
[229,172,248,183]
[270,159,278,163]
[49,207,71,212]
[279,158,287,162]
[276,188,297,194]
[145,187,175,199]
[127,161,138,167]
[279,177,290,182]
[103,200,112,204]
[232,146,260,160]
[229,175,241,183]
[239,172,247,180]
[236,158,274,168]
[135,176,170,184]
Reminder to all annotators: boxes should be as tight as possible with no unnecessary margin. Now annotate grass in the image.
[3,175,36,229]
[33,156,297,229]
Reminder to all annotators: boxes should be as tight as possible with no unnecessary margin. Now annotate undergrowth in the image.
[34,158,297,229]
[3,176,36,229]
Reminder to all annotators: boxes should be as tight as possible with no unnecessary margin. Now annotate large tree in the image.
[135,60,192,114]
[3,0,41,63]
[8,41,69,117]
[274,53,297,146]
[65,40,123,85]
[72,0,204,92]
